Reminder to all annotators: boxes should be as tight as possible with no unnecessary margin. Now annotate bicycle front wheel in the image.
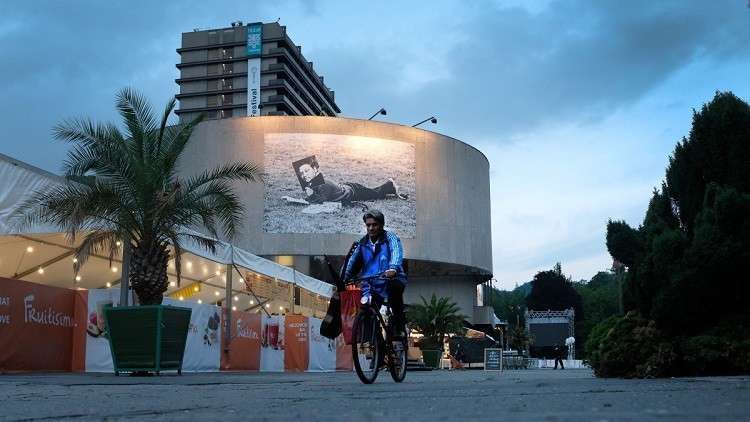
[352,309,381,384]
[388,337,407,383]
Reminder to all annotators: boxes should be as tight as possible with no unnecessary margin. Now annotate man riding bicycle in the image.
[342,209,407,339]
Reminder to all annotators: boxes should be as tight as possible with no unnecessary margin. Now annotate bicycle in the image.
[346,274,407,384]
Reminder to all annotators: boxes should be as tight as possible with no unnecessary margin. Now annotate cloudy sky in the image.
[1,1,749,289]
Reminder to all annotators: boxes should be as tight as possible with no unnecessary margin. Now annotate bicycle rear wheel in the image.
[352,309,381,384]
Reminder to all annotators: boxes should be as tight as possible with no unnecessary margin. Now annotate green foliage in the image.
[585,312,678,378]
[575,271,620,358]
[666,92,750,233]
[583,315,619,370]
[586,314,750,377]
[600,91,750,377]
[606,220,643,268]
[491,272,619,357]
[407,294,467,349]
[678,315,750,375]
[526,263,583,321]
[488,286,526,329]
[16,88,261,304]
[680,336,735,375]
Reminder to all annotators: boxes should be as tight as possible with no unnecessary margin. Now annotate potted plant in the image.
[18,88,260,375]
[415,336,443,369]
[407,294,466,369]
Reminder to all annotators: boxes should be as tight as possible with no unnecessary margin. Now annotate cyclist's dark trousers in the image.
[386,279,406,336]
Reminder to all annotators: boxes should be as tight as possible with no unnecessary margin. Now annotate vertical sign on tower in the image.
[246,22,263,117]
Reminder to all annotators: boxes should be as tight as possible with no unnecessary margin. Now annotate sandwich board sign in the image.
[484,348,503,371]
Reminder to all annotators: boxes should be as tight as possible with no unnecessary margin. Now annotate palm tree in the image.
[508,325,532,353]
[407,294,467,348]
[17,88,261,305]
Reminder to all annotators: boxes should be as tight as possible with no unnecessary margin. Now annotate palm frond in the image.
[187,180,244,240]
[171,239,183,287]
[74,230,119,271]
[156,112,204,177]
[155,97,177,157]
[177,232,219,255]
[53,118,124,148]
[182,162,264,195]
[116,87,157,161]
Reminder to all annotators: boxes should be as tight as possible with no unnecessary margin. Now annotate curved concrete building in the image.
[179,116,493,322]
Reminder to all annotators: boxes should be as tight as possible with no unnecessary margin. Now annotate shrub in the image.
[680,335,733,375]
[586,312,677,378]
[584,315,619,370]
[678,317,750,375]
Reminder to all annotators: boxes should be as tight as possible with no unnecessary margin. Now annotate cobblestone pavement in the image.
[0,369,748,421]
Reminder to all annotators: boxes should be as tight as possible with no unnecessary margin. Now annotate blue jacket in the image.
[343,230,406,299]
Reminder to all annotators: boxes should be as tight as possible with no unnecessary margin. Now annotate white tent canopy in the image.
[0,153,333,306]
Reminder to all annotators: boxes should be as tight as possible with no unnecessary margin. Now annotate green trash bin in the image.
[104,305,192,375]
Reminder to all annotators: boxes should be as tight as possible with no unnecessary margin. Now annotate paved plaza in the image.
[0,369,748,421]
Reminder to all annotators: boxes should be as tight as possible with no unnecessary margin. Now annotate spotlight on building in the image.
[412,116,438,128]
[367,108,387,121]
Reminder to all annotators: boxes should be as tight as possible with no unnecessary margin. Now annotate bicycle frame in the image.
[348,273,407,383]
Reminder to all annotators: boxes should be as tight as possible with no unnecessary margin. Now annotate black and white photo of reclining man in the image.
[283,155,409,205]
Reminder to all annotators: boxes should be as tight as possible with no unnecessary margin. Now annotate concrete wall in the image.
[178,116,493,277]
[405,276,477,322]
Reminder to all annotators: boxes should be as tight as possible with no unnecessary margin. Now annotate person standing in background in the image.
[553,343,565,369]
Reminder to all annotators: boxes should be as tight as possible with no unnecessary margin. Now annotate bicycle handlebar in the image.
[345,273,389,285]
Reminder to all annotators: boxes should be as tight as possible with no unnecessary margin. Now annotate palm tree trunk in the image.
[129,241,169,305]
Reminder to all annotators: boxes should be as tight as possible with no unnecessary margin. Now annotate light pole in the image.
[367,108,387,120]
[412,116,437,127]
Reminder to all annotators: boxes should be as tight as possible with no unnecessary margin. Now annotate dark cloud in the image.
[0,0,309,172]
[1,0,748,172]
[317,0,750,144]
[0,2,182,172]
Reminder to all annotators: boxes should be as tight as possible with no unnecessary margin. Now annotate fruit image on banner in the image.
[284,315,309,372]
[85,288,123,372]
[0,277,86,371]
[308,317,336,371]
[260,314,284,371]
[222,311,261,370]
[163,298,221,372]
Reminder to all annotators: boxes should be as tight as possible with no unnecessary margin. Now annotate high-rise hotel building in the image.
[175,22,341,122]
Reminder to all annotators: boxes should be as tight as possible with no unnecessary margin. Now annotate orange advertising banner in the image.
[335,334,353,371]
[222,311,262,370]
[284,315,309,372]
[0,277,87,371]
[71,290,88,371]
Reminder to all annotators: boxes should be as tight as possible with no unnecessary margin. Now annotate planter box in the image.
[104,305,192,375]
[421,349,442,369]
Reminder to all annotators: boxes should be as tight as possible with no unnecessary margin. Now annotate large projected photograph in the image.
[264,133,416,236]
